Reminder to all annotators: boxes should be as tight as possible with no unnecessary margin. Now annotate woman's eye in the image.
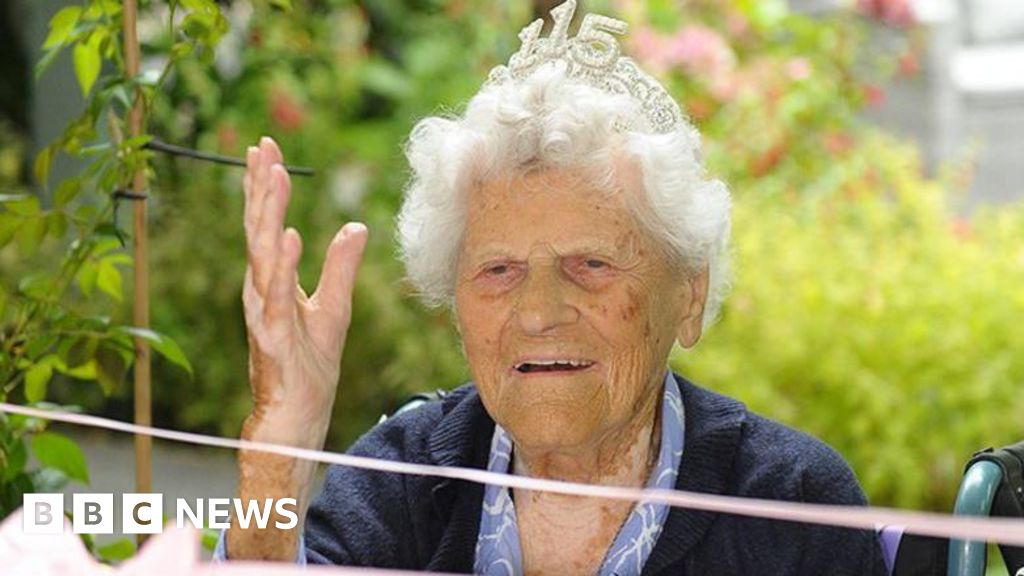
[485,264,509,276]
[564,256,614,284]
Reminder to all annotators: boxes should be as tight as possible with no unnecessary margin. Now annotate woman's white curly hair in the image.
[396,61,731,331]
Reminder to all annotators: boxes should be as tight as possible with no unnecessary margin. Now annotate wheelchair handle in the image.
[948,459,1004,576]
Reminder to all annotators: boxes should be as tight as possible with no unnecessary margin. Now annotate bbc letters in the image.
[21,493,298,534]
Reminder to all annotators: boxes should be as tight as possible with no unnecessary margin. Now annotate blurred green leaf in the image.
[96,539,136,563]
[95,346,128,395]
[3,194,39,216]
[77,259,98,298]
[360,60,412,100]
[73,33,103,97]
[24,362,54,403]
[0,214,18,248]
[33,144,52,187]
[24,334,60,359]
[43,6,82,49]
[170,42,194,60]
[31,432,89,485]
[201,527,220,552]
[62,359,98,380]
[17,273,53,300]
[3,439,26,481]
[16,217,47,256]
[63,337,98,369]
[96,261,123,301]
[117,327,193,376]
[29,467,69,492]
[46,211,68,240]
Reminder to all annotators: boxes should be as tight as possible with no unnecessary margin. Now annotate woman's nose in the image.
[513,265,579,335]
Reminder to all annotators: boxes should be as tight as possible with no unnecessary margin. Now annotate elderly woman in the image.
[221,2,886,574]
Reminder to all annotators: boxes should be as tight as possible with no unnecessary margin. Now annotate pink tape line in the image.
[2,401,1022,546]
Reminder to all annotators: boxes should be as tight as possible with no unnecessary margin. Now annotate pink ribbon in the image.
[1,401,1022,548]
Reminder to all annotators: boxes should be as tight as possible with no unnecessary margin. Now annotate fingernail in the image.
[260,136,273,147]
[343,222,366,238]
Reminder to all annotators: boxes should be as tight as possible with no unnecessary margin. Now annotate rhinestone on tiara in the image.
[484,0,686,134]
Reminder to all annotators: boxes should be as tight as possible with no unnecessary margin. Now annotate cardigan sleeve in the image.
[792,450,889,576]
[724,412,889,576]
[210,529,307,564]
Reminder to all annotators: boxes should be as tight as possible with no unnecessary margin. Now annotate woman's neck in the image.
[511,391,662,487]
[510,394,663,575]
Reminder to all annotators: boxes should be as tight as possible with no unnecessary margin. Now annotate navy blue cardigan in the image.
[304,374,887,575]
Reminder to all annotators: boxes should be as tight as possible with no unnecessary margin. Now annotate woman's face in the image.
[454,163,708,454]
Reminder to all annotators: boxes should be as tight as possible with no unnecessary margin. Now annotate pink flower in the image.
[823,131,854,157]
[216,122,239,153]
[857,0,915,27]
[629,27,675,75]
[951,217,972,241]
[785,58,812,81]
[898,51,920,77]
[726,11,751,40]
[862,84,886,108]
[668,25,736,78]
[629,24,736,80]
[270,88,306,132]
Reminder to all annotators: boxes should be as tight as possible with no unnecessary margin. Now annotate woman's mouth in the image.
[513,359,596,374]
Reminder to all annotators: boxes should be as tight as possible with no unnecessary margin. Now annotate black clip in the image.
[111,189,148,247]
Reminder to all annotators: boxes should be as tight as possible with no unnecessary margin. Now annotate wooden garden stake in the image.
[123,0,152,545]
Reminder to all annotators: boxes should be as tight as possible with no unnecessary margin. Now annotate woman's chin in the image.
[499,406,605,456]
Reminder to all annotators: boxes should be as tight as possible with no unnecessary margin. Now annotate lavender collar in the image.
[474,371,685,576]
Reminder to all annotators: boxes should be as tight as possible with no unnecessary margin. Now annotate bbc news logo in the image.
[22,493,298,534]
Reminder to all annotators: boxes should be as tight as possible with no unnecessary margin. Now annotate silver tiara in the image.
[484,0,685,134]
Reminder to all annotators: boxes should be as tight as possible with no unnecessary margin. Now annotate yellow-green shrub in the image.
[676,133,1024,510]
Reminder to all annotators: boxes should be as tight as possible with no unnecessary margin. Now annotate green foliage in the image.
[0,0,222,555]
[95,538,137,563]
[676,133,1024,510]
[201,526,220,552]
[633,1,1024,511]
[31,431,90,484]
[77,531,137,564]
[0,404,88,513]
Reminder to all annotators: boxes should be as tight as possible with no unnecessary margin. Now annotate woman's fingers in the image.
[264,227,303,331]
[253,138,281,213]
[251,163,293,295]
[254,138,283,224]
[250,140,271,233]
[243,137,287,292]
[243,146,259,237]
[311,223,368,340]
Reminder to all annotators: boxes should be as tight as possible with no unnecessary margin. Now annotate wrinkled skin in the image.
[455,163,708,473]
[454,162,709,574]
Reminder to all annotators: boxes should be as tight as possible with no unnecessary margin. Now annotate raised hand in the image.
[241,137,368,443]
[228,137,367,561]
